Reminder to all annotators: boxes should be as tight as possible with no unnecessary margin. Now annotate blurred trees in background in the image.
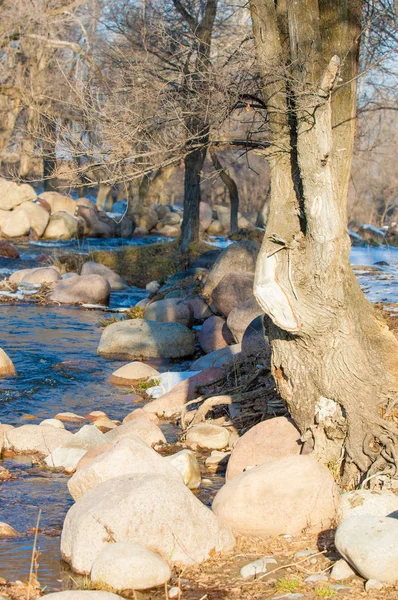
[0,0,396,240]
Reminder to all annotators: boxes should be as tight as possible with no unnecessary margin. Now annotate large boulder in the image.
[185,295,212,320]
[80,262,126,290]
[335,515,398,584]
[226,417,302,481]
[50,275,111,305]
[1,208,31,237]
[61,473,235,573]
[212,273,255,318]
[143,367,224,418]
[0,348,16,377]
[68,437,182,500]
[227,297,264,343]
[10,267,61,286]
[97,319,195,360]
[39,191,77,215]
[19,201,50,237]
[115,215,135,238]
[207,220,223,235]
[134,207,158,231]
[5,424,73,456]
[212,454,340,537]
[110,361,160,386]
[198,315,235,353]
[0,178,36,210]
[90,542,171,591]
[203,241,259,296]
[44,425,107,472]
[43,211,83,239]
[144,298,193,327]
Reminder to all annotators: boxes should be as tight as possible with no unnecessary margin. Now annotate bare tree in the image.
[250,0,398,488]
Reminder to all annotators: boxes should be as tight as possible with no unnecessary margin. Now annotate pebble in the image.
[365,579,384,592]
[55,412,85,423]
[330,584,351,592]
[205,450,230,469]
[330,558,356,581]
[240,556,278,579]
[304,573,328,583]
[168,587,180,599]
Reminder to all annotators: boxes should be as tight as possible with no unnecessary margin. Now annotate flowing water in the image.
[0,239,397,590]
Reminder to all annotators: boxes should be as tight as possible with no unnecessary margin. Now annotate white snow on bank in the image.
[350,245,398,267]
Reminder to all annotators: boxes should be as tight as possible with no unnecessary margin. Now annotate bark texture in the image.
[250,0,398,488]
[210,149,240,234]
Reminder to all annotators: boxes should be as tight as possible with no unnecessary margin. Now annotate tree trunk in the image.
[42,117,58,191]
[138,165,176,207]
[210,150,240,234]
[0,95,21,161]
[180,147,207,253]
[250,0,398,488]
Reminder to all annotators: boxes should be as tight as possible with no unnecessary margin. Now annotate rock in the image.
[207,220,223,235]
[43,593,122,600]
[165,450,201,489]
[0,240,19,258]
[190,344,242,370]
[68,436,182,500]
[146,280,160,292]
[75,444,112,471]
[205,450,230,470]
[86,411,108,421]
[199,202,213,231]
[1,208,31,237]
[80,262,126,290]
[159,225,180,237]
[212,455,340,537]
[0,348,16,377]
[186,424,232,450]
[134,207,158,231]
[144,367,224,418]
[11,267,61,286]
[270,595,303,600]
[163,212,181,226]
[365,579,384,592]
[144,298,193,327]
[123,408,159,425]
[226,417,302,481]
[50,275,111,306]
[155,205,170,219]
[330,559,356,581]
[55,412,85,423]
[44,426,107,471]
[105,418,166,447]
[115,215,135,238]
[19,201,50,237]
[0,522,19,537]
[203,241,259,296]
[227,297,264,343]
[241,314,271,361]
[240,556,277,579]
[61,472,235,573]
[43,211,83,239]
[5,424,73,456]
[76,198,98,212]
[198,316,235,353]
[238,215,253,229]
[91,542,171,591]
[98,319,195,360]
[215,205,231,231]
[40,419,65,429]
[335,515,398,584]
[190,249,221,270]
[340,489,398,520]
[186,295,212,320]
[110,362,160,386]
[76,206,114,238]
[93,417,118,433]
[212,273,255,317]
[0,178,36,210]
[39,191,77,215]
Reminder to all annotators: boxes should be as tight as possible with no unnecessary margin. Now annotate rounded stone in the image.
[186,424,231,450]
[110,361,160,386]
[50,275,111,306]
[91,542,171,590]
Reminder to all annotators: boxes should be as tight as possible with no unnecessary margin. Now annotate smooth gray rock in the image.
[227,297,264,343]
[190,344,241,370]
[335,515,398,584]
[203,241,259,296]
[330,558,356,581]
[98,318,195,359]
[365,579,383,592]
[144,298,193,327]
[240,556,277,579]
[212,272,255,318]
[50,275,111,305]
[81,262,126,290]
